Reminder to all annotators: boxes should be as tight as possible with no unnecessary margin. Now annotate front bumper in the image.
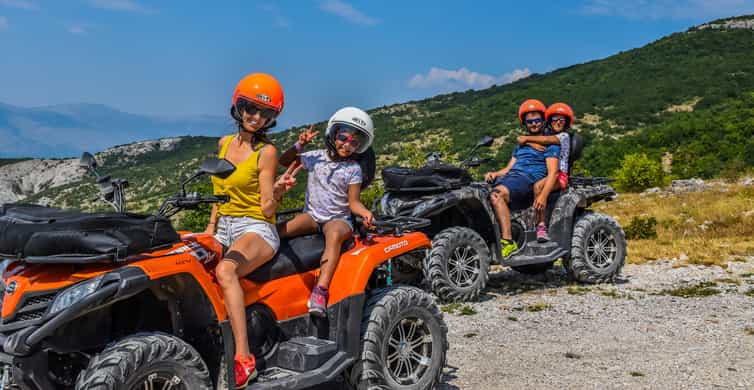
[0,348,51,390]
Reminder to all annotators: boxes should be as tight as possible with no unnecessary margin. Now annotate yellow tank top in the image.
[212,135,275,223]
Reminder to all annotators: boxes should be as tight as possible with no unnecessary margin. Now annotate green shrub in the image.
[624,216,658,240]
[613,153,665,192]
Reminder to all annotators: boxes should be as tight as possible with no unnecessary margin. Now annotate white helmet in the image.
[325,107,374,155]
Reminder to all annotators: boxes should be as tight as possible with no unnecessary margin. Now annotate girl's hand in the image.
[298,124,318,146]
[485,171,498,183]
[533,193,547,211]
[274,161,303,197]
[361,211,374,228]
[517,135,529,145]
[526,142,545,152]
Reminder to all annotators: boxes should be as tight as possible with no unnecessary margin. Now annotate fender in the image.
[549,190,587,252]
[328,232,431,304]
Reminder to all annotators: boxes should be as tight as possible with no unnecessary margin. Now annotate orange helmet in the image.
[546,102,574,126]
[231,73,284,118]
[518,99,546,123]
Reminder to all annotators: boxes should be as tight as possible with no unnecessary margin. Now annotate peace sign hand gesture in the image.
[298,124,318,146]
[273,161,303,199]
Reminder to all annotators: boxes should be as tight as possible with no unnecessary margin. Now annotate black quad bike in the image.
[0,152,448,390]
[377,134,627,302]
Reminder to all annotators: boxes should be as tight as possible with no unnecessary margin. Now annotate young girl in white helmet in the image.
[278,107,375,316]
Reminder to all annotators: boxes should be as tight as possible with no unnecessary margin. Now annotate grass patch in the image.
[440,303,461,314]
[745,288,754,297]
[740,272,754,278]
[526,302,551,312]
[716,278,741,285]
[459,305,477,316]
[463,332,478,338]
[567,286,591,295]
[596,184,754,266]
[507,316,519,321]
[661,283,720,298]
[630,371,646,377]
[745,327,754,336]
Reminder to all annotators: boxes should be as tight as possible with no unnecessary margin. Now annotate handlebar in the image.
[158,194,230,217]
[353,215,431,235]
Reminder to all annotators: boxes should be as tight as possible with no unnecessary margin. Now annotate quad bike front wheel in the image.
[76,333,212,390]
[345,286,448,390]
[427,227,490,302]
[568,212,626,283]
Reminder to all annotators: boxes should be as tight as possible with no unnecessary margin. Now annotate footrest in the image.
[275,337,337,372]
[256,367,297,383]
[524,241,560,257]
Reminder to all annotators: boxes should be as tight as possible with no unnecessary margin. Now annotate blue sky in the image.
[2,0,754,132]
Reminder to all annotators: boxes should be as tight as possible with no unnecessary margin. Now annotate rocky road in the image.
[436,259,754,390]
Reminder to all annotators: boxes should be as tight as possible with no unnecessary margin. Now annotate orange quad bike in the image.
[0,153,448,390]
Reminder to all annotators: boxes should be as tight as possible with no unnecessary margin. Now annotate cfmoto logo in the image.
[256,93,272,103]
[352,117,367,127]
[5,281,17,295]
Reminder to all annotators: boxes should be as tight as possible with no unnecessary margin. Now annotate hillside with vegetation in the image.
[4,15,754,232]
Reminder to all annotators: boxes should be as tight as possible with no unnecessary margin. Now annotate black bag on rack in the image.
[0,204,179,263]
[382,163,472,193]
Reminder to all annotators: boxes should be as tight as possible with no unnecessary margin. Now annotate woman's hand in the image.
[298,124,318,146]
[485,171,498,183]
[204,223,216,235]
[273,161,303,199]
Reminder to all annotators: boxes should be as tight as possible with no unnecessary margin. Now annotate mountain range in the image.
[1,15,753,220]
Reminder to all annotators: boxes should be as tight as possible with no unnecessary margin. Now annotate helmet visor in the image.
[333,123,369,151]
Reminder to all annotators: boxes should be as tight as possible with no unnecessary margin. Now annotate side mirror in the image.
[198,158,236,179]
[79,152,97,170]
[477,136,494,148]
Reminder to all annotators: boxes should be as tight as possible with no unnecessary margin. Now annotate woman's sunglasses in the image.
[236,99,277,120]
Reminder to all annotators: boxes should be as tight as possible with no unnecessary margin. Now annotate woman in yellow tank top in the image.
[205,73,301,388]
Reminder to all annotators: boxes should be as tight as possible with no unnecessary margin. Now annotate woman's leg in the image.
[215,232,275,357]
[277,213,318,238]
[318,220,352,287]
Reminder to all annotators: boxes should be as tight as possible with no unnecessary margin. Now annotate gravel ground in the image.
[436,258,754,390]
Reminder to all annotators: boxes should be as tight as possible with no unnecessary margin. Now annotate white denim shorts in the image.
[214,216,280,252]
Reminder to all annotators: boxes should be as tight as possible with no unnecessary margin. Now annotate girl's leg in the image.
[318,220,352,287]
[277,213,318,238]
[533,179,546,225]
[215,232,275,358]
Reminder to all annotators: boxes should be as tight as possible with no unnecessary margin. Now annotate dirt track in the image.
[436,259,754,390]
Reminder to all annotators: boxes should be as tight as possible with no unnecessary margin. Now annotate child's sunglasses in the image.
[236,98,278,120]
[525,118,543,125]
[550,117,567,124]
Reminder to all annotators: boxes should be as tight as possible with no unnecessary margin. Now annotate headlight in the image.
[49,276,104,315]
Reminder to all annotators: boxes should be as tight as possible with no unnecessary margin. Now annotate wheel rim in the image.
[385,317,433,385]
[585,227,617,269]
[130,371,187,390]
[447,245,480,288]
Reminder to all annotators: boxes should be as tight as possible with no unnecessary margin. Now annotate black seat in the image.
[246,234,354,284]
[567,133,584,175]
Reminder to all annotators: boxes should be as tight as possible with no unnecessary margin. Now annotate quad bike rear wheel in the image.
[76,333,212,390]
[568,212,626,283]
[345,286,448,390]
[427,227,490,302]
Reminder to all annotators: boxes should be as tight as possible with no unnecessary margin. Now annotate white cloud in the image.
[0,16,8,30]
[68,24,87,34]
[0,0,37,10]
[319,0,379,26]
[259,3,290,28]
[88,0,149,13]
[409,67,532,91]
[580,0,754,20]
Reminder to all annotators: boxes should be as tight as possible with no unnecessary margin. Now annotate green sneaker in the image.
[501,239,518,257]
